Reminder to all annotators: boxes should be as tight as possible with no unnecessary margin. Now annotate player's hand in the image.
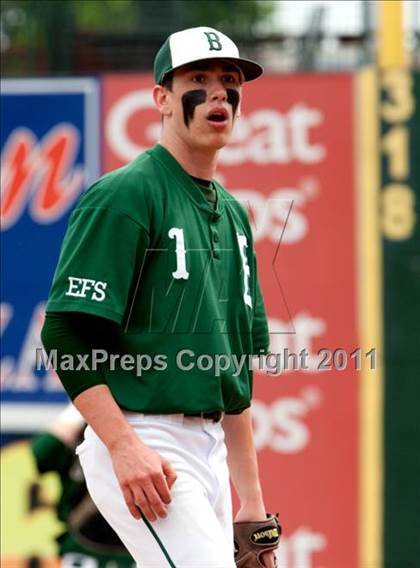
[234,504,277,568]
[109,435,177,522]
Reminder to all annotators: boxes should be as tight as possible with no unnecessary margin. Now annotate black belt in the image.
[184,410,223,423]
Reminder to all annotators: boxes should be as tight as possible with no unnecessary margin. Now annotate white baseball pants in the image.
[76,413,236,568]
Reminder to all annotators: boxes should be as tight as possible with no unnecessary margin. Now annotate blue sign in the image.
[1,79,100,422]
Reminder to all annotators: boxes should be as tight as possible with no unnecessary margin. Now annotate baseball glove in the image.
[233,513,281,567]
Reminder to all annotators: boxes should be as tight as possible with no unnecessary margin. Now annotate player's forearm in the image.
[73,384,138,451]
[222,408,264,506]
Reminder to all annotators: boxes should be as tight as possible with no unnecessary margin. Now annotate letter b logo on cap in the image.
[204,31,222,51]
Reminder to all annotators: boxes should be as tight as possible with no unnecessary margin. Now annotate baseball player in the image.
[41,26,280,568]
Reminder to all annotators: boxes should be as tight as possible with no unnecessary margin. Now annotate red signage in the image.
[103,73,358,568]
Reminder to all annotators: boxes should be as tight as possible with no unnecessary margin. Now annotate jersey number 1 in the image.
[169,228,189,279]
[237,234,252,308]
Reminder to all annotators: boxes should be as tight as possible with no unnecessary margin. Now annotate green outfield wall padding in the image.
[383,70,420,566]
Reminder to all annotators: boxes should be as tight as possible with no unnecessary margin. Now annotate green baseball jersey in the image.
[46,144,269,414]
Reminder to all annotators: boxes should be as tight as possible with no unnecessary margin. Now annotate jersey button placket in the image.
[211,228,221,259]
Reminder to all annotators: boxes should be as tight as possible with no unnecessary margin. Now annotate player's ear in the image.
[153,85,172,118]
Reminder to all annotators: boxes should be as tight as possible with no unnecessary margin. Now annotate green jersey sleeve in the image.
[41,312,120,400]
[46,206,150,324]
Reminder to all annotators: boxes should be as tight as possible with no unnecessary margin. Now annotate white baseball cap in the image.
[154,26,263,84]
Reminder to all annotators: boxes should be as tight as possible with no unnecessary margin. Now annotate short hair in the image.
[161,72,173,91]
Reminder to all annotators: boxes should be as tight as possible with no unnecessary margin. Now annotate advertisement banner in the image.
[102,73,359,567]
[1,79,100,427]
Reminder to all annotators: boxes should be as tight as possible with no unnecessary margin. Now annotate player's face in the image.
[166,61,242,150]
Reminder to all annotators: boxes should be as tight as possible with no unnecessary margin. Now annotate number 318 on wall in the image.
[380,69,417,241]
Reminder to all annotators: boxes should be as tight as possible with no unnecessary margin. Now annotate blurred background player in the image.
[31,404,134,568]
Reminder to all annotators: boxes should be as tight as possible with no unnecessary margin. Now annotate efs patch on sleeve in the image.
[65,276,108,302]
